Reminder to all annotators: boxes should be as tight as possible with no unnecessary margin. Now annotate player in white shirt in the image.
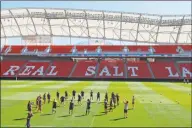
[123,99,129,118]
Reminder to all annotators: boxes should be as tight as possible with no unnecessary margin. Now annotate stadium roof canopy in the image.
[1,8,192,45]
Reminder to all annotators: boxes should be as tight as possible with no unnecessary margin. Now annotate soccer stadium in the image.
[1,1,191,128]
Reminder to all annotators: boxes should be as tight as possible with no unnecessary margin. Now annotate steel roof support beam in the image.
[155,16,162,43]
[44,9,52,37]
[65,10,72,44]
[135,14,142,42]
[102,11,106,40]
[84,10,90,44]
[120,12,123,45]
[26,9,37,35]
[176,16,185,44]
[9,10,22,37]
[1,22,6,38]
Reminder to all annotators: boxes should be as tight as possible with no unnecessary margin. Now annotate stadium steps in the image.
[68,61,77,78]
[94,60,100,78]
[124,59,128,78]
[43,60,53,76]
[174,61,182,79]
[146,61,155,79]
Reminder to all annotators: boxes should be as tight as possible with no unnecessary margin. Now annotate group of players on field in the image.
[26,90,135,128]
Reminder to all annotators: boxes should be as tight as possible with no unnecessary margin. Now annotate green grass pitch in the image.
[1,80,191,127]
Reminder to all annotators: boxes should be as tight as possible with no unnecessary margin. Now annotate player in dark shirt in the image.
[86,99,91,115]
[105,92,108,102]
[113,96,116,108]
[60,96,65,105]
[47,92,51,103]
[56,90,60,100]
[37,97,42,113]
[52,99,57,114]
[36,96,39,108]
[26,111,33,128]
[78,94,82,105]
[90,90,93,100]
[27,101,32,112]
[65,91,68,99]
[132,96,135,109]
[104,99,108,114]
[109,98,113,112]
[97,92,100,102]
[43,93,46,104]
[69,100,74,115]
[111,92,115,99]
[81,91,84,99]
[116,93,120,106]
[72,90,76,99]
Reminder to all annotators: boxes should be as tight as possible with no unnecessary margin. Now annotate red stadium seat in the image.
[177,63,192,79]
[1,61,27,77]
[45,61,75,77]
[71,60,97,78]
[150,62,180,79]
[127,61,152,78]
[97,60,125,78]
[18,61,51,77]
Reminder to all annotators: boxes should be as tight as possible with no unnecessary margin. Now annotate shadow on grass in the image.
[94,113,106,116]
[110,117,125,121]
[40,113,52,116]
[75,114,86,117]
[13,118,26,121]
[58,115,70,118]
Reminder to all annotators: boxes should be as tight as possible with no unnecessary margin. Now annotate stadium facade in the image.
[1,8,192,81]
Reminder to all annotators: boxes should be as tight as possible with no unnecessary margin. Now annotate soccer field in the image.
[1,80,191,127]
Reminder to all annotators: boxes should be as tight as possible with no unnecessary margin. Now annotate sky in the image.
[1,1,191,46]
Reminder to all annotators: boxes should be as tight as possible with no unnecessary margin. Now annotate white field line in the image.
[158,82,191,94]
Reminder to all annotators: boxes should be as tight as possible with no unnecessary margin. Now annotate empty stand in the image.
[150,62,180,79]
[177,62,192,79]
[127,61,152,78]
[97,60,125,78]
[1,61,27,77]
[71,60,97,78]
[45,61,75,77]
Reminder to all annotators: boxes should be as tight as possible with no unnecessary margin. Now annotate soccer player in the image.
[109,98,113,112]
[69,100,74,115]
[111,92,116,108]
[116,93,120,106]
[81,90,84,99]
[104,98,108,114]
[105,92,108,102]
[52,99,57,114]
[97,92,100,102]
[47,92,51,104]
[26,111,33,128]
[123,99,129,118]
[43,93,46,104]
[86,99,91,115]
[60,95,65,105]
[36,96,39,108]
[56,90,60,100]
[78,94,82,105]
[65,91,68,99]
[132,96,135,109]
[37,97,42,113]
[90,90,93,100]
[27,101,32,113]
[113,96,116,108]
[72,90,76,99]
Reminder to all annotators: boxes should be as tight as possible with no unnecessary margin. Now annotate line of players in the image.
[26,90,135,128]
